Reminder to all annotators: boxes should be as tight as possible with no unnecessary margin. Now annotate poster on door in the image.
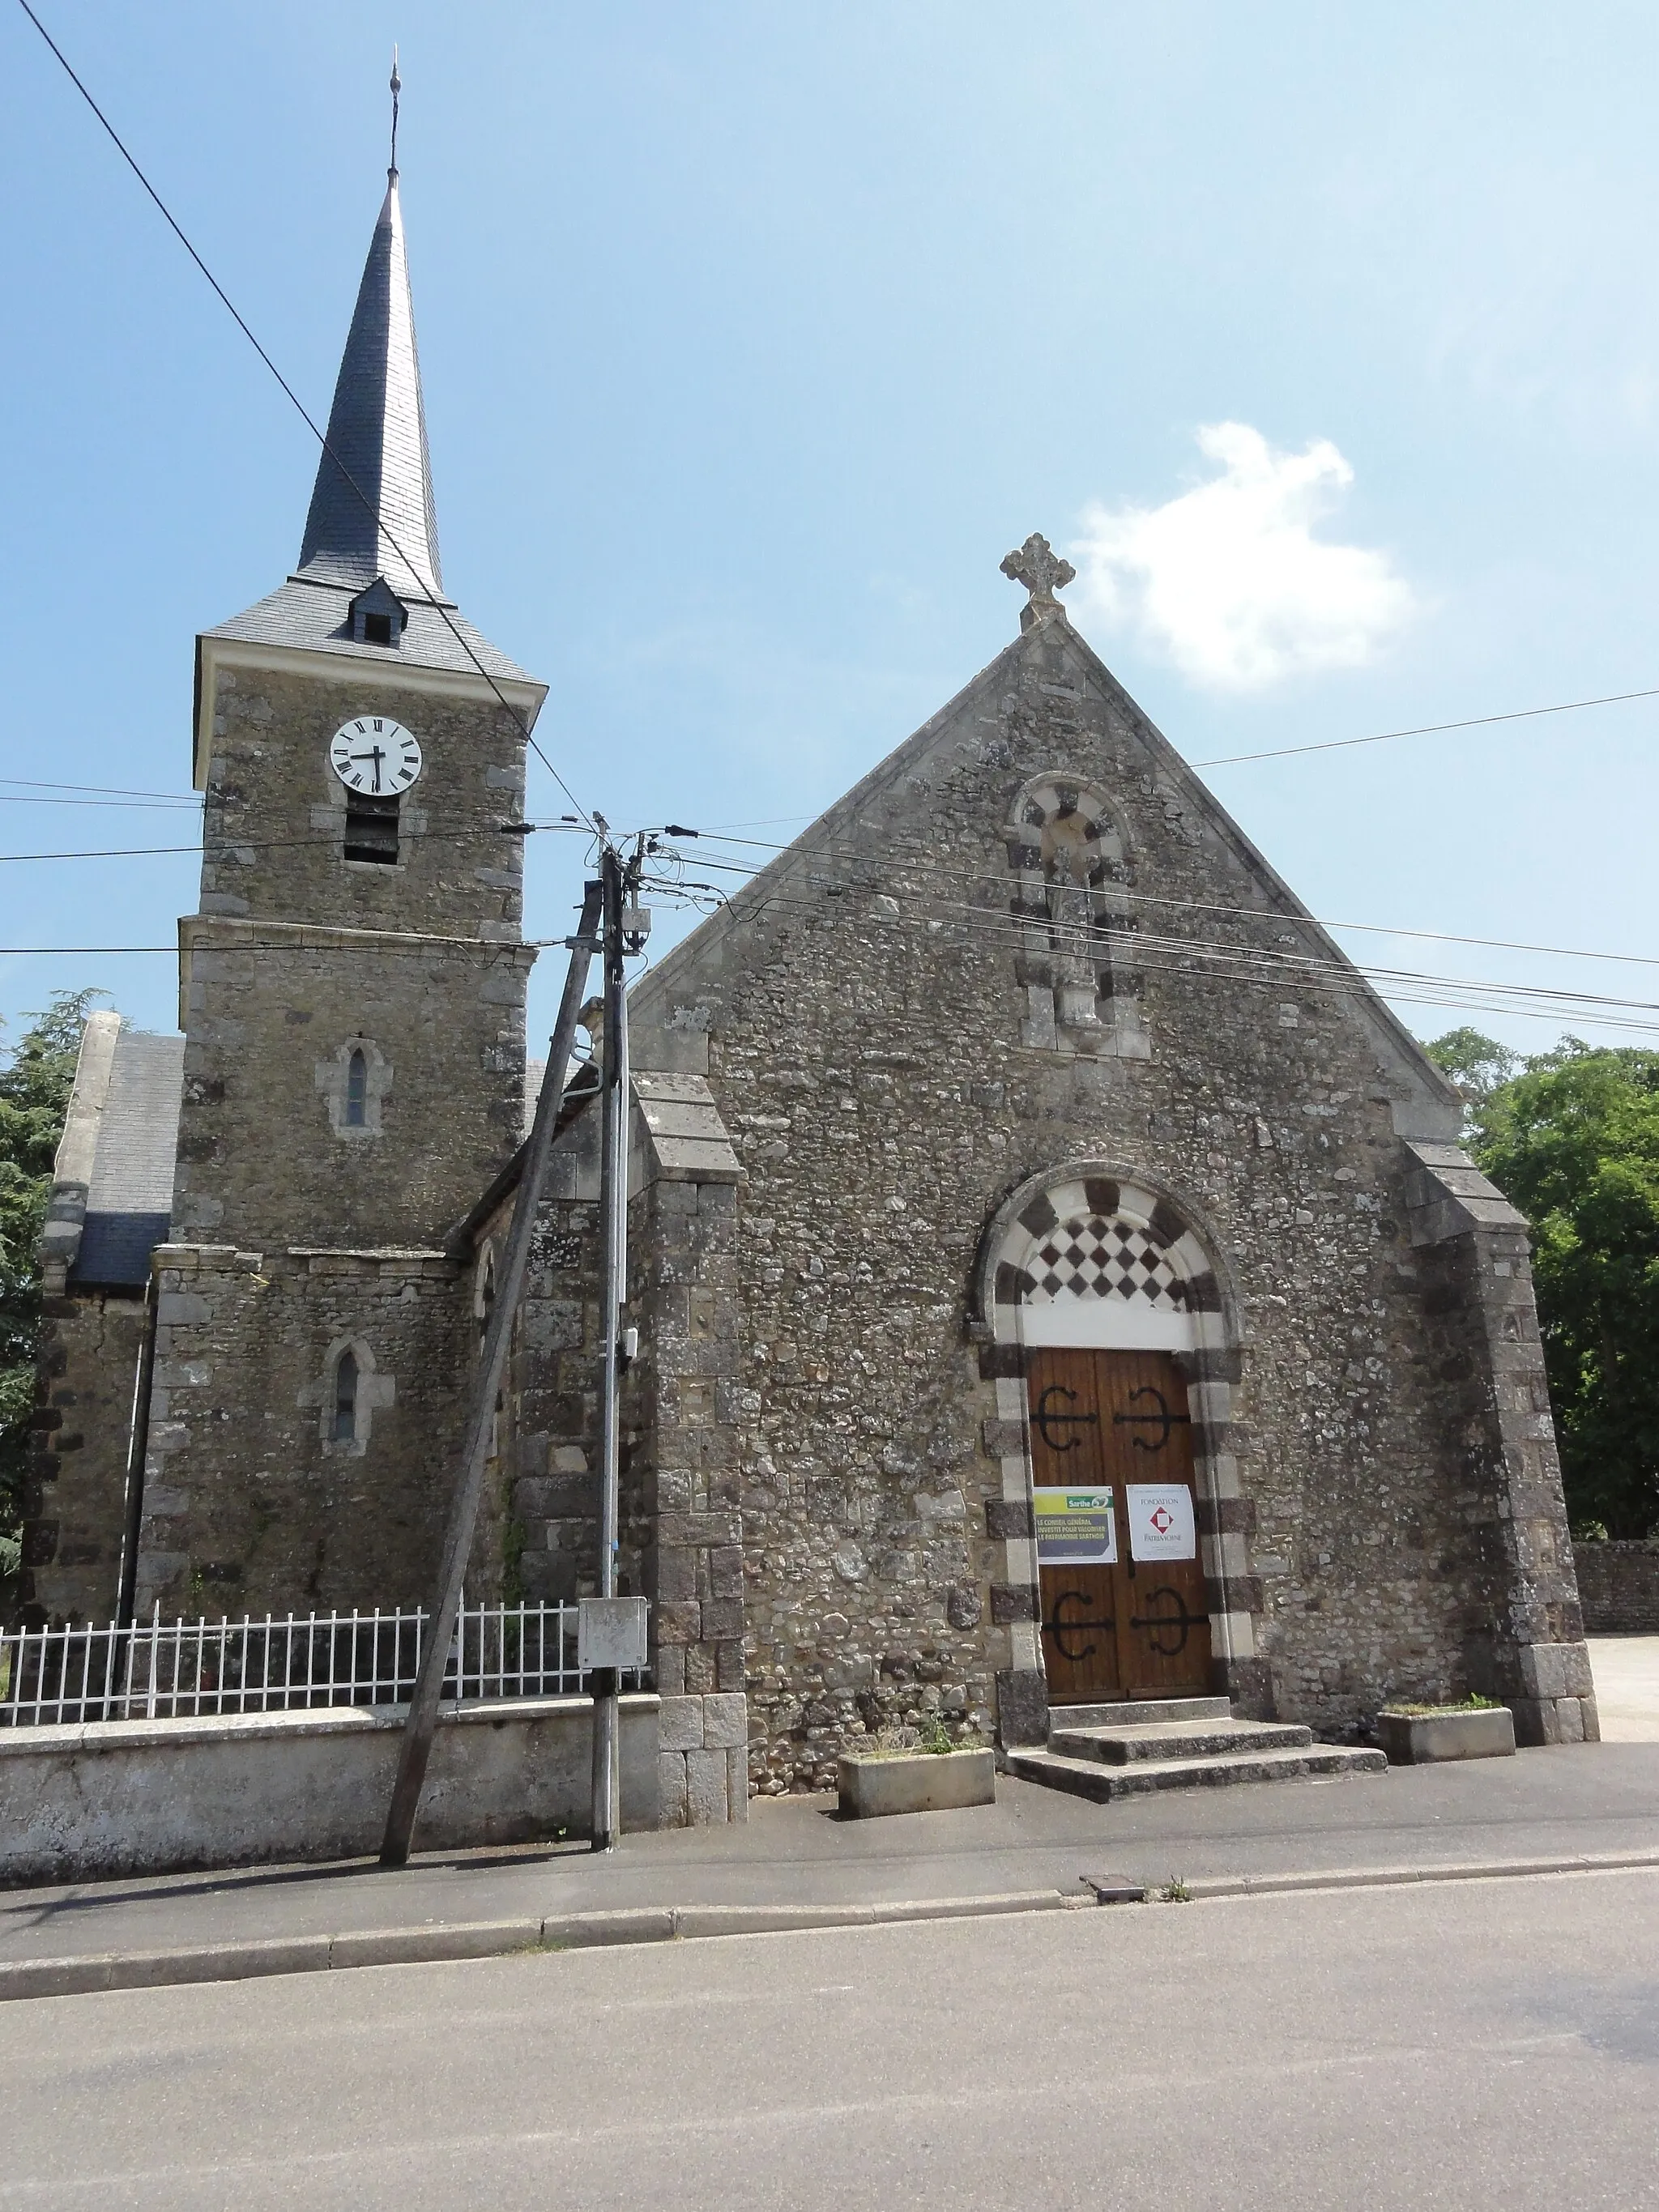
[1126,1483,1196,1562]
[1034,1487,1118,1565]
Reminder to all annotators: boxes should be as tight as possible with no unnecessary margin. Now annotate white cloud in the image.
[1069,422,1416,692]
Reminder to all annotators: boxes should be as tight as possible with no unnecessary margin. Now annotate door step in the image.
[1007,1741,1385,1800]
[1051,1696,1233,1730]
[1009,1700,1386,1801]
[1049,1716,1314,1765]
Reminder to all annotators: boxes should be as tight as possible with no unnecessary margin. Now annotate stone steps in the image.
[1049,1716,1315,1765]
[1005,1740,1387,1801]
[1007,1694,1386,1801]
[1055,1696,1233,1729]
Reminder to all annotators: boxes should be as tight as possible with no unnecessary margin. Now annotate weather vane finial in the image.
[389,46,402,185]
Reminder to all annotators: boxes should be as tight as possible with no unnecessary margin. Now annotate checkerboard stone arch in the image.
[993,1174,1223,1345]
[1021,1204,1189,1314]
[972,1164,1265,1745]
[1003,774,1149,1060]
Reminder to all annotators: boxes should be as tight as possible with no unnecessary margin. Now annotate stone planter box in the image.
[838,1747,996,1818]
[1378,1707,1516,1766]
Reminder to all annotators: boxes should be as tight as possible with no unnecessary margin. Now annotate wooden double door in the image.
[1030,1348,1212,1704]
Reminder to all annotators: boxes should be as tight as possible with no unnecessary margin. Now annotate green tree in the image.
[1434,1034,1659,1540]
[0,991,102,1593]
[1423,1025,1519,1121]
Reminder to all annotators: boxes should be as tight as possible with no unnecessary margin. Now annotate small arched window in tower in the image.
[476,1246,497,1351]
[344,1048,369,1128]
[333,1349,360,1443]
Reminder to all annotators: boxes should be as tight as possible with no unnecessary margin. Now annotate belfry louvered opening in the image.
[343,791,399,865]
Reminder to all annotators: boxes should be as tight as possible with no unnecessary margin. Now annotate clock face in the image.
[330,717,422,796]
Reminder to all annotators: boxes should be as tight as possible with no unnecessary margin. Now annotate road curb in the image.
[2,1853,1655,2002]
[0,1889,1082,2002]
[1179,1848,1659,1902]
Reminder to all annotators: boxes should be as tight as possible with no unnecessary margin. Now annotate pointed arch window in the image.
[333,1349,360,1443]
[344,1048,369,1127]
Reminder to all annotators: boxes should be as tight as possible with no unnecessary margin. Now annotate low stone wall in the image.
[1573,1541,1659,1635]
[0,1694,659,1889]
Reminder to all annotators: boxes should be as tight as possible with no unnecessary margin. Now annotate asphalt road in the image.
[6,1868,1657,2210]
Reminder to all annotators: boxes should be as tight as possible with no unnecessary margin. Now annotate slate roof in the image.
[202,177,539,691]
[74,1213,173,1291]
[203,575,537,684]
[70,1029,185,1291]
[298,177,441,599]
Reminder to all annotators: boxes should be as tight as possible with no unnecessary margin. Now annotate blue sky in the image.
[2,2,1656,1059]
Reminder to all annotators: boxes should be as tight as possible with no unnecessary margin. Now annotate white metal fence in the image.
[0,1599,643,1728]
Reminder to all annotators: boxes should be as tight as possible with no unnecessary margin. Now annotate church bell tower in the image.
[119,112,552,1617]
[174,149,546,1253]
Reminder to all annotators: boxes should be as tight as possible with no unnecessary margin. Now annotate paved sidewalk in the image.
[1588,1634,1659,1742]
[3,1741,1656,1980]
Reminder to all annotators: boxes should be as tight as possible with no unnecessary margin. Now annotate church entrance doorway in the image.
[1028,1349,1212,1703]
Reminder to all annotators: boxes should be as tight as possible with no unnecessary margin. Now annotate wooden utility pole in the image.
[380,878,604,1867]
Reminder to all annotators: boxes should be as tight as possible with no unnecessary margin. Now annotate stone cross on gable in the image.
[1000,533,1076,629]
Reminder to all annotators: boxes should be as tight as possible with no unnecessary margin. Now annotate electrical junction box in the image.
[578,1596,649,1673]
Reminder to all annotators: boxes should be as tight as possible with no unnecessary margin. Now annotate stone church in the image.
[20,160,1598,1823]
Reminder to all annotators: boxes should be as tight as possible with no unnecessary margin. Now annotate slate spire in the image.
[296,164,444,602]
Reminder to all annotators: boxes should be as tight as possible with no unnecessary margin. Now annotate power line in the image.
[1190,684,1659,769]
[14,664,1641,814]
[636,861,1659,1033]
[641,889,1659,1044]
[0,795,202,811]
[644,815,1659,1029]
[0,945,531,957]
[15,1,1657,1032]
[0,824,576,864]
[643,831,1659,971]
[17,0,1659,850]
[0,934,563,959]
[14,0,597,837]
[5,774,1645,973]
[7,880,1658,1039]
[0,776,198,802]
[657,678,1659,836]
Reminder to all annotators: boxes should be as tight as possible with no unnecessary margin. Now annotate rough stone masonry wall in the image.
[492,1097,605,1610]
[22,1293,148,1626]
[622,1153,749,1826]
[174,933,535,1256]
[131,1242,481,1619]
[631,607,1582,1782]
[198,666,527,942]
[1573,1543,1659,1634]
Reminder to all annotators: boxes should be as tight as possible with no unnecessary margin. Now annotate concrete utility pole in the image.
[380,879,604,1868]
[590,835,649,1851]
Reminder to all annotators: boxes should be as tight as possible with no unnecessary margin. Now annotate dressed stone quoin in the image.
[20,154,1598,1826]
